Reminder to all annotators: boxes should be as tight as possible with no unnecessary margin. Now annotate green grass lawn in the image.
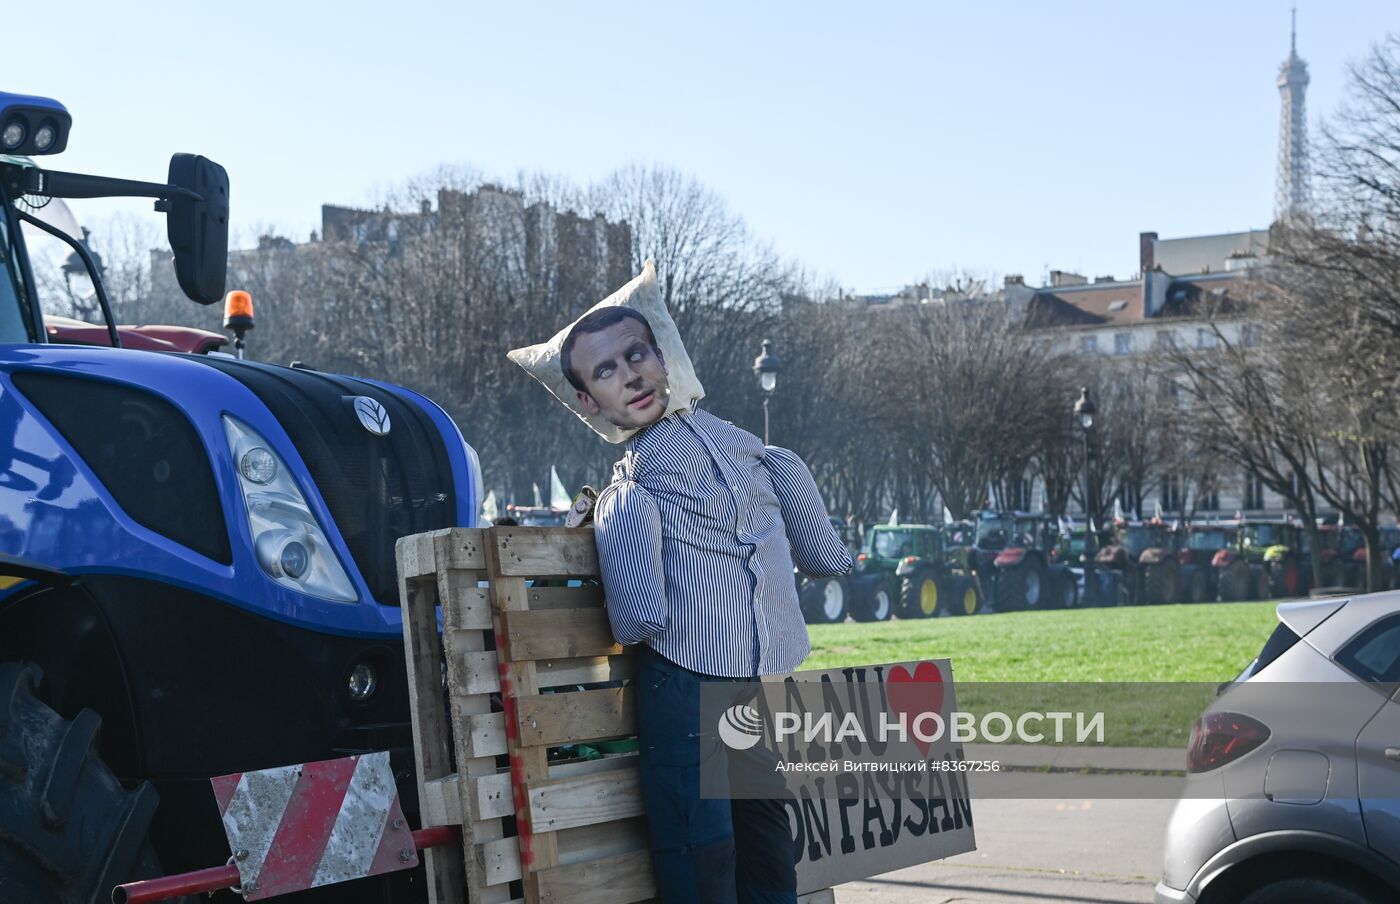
[804,601,1282,747]
[805,600,1280,682]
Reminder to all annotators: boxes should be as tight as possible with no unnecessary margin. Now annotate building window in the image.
[1155,331,1177,350]
[1161,475,1182,513]
[1196,328,1219,350]
[1114,333,1132,355]
[1079,335,1099,355]
[1244,472,1265,510]
[1198,480,1220,513]
[1241,324,1262,347]
[1011,478,1032,512]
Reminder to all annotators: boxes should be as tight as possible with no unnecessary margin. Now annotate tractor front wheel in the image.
[801,576,849,624]
[1186,568,1210,603]
[945,576,982,616]
[0,662,166,904]
[1218,560,1253,601]
[1056,570,1079,608]
[995,561,1045,612]
[851,577,895,622]
[1143,561,1181,604]
[899,569,941,619]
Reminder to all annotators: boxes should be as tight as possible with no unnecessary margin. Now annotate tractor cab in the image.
[1186,523,1237,555]
[973,511,1018,551]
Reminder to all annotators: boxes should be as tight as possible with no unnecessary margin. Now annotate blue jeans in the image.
[635,646,797,904]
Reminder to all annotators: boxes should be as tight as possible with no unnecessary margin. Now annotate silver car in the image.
[1157,593,1400,904]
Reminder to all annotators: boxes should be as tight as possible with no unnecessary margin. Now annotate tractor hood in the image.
[0,344,475,638]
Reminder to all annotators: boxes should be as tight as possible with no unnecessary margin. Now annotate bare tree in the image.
[1263,34,1400,588]
[886,299,1066,519]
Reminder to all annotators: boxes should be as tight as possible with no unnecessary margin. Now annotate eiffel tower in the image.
[1275,7,1310,221]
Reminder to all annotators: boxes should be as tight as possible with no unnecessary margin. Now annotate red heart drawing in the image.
[886,661,945,757]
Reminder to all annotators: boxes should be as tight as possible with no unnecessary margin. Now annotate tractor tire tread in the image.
[0,660,163,903]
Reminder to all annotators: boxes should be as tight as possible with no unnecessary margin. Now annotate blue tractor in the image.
[0,92,481,901]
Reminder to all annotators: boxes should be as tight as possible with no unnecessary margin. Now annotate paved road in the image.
[834,795,1177,904]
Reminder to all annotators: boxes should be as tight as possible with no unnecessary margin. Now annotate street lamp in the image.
[1074,387,1099,605]
[753,338,780,445]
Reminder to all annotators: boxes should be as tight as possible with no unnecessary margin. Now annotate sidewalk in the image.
[965,743,1185,774]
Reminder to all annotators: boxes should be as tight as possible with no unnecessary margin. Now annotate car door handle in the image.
[1386,747,1400,762]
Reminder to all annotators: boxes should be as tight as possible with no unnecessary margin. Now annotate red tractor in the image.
[1185,521,1261,601]
[1093,520,1202,604]
[969,511,1076,612]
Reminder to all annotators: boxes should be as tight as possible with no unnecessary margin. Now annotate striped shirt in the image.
[593,407,852,677]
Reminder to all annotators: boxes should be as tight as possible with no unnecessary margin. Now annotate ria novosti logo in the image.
[717,704,764,750]
[717,701,1105,750]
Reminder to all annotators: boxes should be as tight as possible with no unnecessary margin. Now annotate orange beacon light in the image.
[223,290,254,359]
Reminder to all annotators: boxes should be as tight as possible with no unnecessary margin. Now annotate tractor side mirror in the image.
[166,153,229,305]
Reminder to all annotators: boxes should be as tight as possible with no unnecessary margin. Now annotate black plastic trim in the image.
[1190,829,1400,900]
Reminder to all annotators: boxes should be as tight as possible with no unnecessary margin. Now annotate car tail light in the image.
[903,556,918,565]
[857,553,868,563]
[1187,712,1270,773]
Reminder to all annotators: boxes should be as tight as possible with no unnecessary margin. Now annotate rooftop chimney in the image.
[1140,231,1158,274]
[421,199,432,215]
[1004,274,1025,287]
[1049,270,1088,288]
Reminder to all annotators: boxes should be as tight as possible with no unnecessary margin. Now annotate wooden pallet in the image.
[397,526,836,904]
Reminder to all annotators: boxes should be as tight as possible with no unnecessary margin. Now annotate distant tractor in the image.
[797,517,854,624]
[1312,522,1400,592]
[1240,519,1307,598]
[1311,523,1354,589]
[1186,522,1259,601]
[1096,521,1199,604]
[853,523,979,619]
[969,511,1076,612]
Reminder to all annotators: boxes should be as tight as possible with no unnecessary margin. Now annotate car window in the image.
[1336,615,1400,683]
[1239,621,1302,681]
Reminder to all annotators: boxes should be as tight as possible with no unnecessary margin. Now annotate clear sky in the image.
[6,1,1394,293]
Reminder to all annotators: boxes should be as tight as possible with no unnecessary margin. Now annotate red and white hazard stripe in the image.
[210,752,417,901]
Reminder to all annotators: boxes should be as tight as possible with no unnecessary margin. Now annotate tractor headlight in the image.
[347,661,378,701]
[32,122,56,152]
[224,416,357,602]
[1,120,24,150]
[239,446,278,484]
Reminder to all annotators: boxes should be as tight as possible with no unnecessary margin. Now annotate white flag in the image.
[482,489,499,522]
[550,466,571,511]
[533,482,543,508]
[1113,498,1125,523]
[888,509,899,526]
[943,506,955,525]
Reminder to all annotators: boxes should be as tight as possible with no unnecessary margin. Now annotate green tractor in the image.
[1241,519,1308,598]
[853,523,980,619]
